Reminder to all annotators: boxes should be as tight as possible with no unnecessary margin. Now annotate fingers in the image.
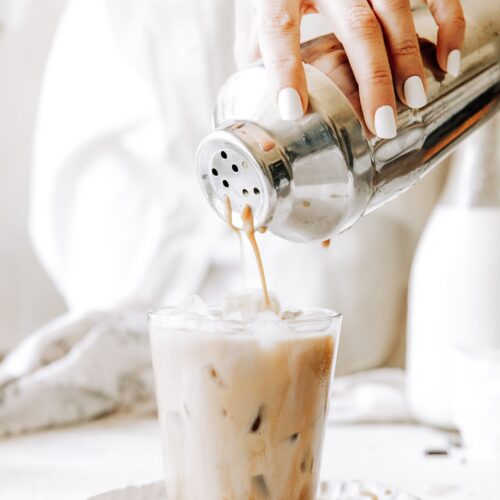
[301,35,363,119]
[319,0,397,138]
[370,0,427,109]
[425,0,466,76]
[256,0,307,120]
[253,0,464,133]
[234,0,261,68]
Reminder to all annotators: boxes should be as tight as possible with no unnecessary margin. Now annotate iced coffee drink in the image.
[149,291,341,500]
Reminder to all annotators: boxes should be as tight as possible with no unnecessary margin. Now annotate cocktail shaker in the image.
[197,0,500,242]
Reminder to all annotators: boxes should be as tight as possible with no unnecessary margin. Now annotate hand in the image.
[234,0,465,139]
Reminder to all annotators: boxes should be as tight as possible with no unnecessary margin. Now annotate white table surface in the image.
[0,414,498,500]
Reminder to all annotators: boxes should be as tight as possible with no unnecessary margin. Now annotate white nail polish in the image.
[278,87,304,121]
[374,105,397,139]
[404,76,427,109]
[447,50,461,77]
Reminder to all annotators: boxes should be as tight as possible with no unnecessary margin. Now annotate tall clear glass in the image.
[148,307,342,500]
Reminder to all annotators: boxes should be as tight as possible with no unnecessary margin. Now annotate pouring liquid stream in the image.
[224,196,246,285]
[241,205,271,308]
[224,196,271,308]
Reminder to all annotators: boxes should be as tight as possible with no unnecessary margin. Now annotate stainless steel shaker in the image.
[197,0,500,242]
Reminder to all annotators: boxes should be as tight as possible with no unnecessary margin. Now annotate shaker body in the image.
[197,63,374,242]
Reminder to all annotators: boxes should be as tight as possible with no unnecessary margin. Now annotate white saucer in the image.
[89,480,420,500]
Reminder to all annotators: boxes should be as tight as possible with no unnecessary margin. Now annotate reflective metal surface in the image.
[198,0,500,242]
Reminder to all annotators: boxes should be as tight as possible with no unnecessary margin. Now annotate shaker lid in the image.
[197,122,286,229]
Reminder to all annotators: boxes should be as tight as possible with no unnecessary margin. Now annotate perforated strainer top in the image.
[197,126,281,229]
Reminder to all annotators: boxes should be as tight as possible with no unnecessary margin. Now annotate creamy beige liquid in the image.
[224,196,330,309]
[241,205,271,308]
[224,197,271,308]
[225,199,330,308]
[150,317,335,500]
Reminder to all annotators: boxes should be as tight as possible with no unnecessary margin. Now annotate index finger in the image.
[319,0,398,138]
[256,0,307,120]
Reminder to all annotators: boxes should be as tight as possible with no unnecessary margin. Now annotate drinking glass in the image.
[149,307,342,500]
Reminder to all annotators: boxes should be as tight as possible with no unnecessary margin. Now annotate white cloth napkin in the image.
[0,306,155,437]
[329,368,412,424]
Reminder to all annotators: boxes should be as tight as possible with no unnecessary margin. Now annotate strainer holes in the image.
[232,164,239,173]
[221,151,227,159]
[211,168,219,176]
[242,189,249,197]
[222,180,229,188]
[253,187,260,195]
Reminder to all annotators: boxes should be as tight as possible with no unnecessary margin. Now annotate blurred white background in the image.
[0,0,446,364]
[0,0,66,354]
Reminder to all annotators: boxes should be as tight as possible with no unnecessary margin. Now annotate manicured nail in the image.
[278,87,304,121]
[404,76,427,109]
[447,50,461,77]
[374,105,397,139]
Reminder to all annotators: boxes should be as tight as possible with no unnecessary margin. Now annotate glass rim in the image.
[148,305,342,326]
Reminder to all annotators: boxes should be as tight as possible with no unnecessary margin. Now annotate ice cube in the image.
[253,310,280,322]
[225,311,244,322]
[174,295,212,318]
[285,309,332,333]
[248,310,287,348]
[280,310,303,320]
[222,289,280,321]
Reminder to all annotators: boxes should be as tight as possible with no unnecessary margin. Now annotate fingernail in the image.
[404,76,427,109]
[278,87,304,121]
[447,50,461,77]
[374,105,397,139]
